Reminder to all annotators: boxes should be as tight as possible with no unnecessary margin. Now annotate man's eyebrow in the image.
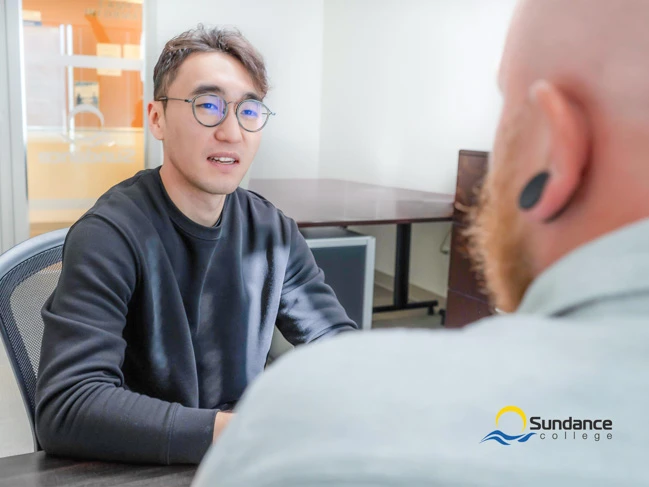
[189,84,262,102]
[242,92,262,102]
[189,84,225,97]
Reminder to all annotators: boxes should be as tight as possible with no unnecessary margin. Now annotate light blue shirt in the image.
[193,218,649,487]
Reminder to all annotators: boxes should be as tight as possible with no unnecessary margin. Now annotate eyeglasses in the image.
[156,93,275,132]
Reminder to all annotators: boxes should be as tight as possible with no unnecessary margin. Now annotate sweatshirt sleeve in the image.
[275,218,359,345]
[35,215,217,465]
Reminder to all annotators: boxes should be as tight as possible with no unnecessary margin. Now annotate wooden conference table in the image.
[249,178,454,314]
[0,451,196,486]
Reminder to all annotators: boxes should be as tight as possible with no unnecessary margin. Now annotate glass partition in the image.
[22,0,145,237]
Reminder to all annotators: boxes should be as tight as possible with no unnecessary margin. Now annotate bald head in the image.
[465,0,649,313]
[502,0,649,124]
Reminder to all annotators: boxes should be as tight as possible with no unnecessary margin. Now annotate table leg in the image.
[393,223,411,308]
[373,223,438,314]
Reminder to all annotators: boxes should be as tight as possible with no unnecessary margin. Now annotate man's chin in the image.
[198,179,244,196]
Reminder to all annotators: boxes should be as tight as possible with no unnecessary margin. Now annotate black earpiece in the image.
[519,172,550,210]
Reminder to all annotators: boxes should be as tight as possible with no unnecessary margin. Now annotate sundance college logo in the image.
[480,406,613,445]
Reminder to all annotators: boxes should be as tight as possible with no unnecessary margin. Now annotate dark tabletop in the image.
[248,178,454,227]
[0,451,197,487]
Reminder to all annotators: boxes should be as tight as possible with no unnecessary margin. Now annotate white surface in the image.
[319,0,518,296]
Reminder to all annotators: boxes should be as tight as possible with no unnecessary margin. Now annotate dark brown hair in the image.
[153,25,269,101]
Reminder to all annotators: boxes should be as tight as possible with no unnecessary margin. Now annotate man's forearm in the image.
[36,383,217,465]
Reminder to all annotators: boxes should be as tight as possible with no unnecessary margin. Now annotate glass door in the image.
[21,0,145,237]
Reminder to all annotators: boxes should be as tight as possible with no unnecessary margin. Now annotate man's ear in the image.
[519,80,590,222]
[147,101,165,141]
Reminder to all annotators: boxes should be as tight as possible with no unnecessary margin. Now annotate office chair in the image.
[0,228,69,451]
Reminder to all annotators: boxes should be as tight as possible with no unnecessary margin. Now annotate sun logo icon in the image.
[480,405,536,446]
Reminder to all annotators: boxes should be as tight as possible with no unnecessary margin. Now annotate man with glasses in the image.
[34,25,357,465]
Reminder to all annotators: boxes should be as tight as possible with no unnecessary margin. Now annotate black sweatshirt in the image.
[35,168,357,465]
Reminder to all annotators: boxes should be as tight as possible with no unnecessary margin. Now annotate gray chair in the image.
[0,228,68,451]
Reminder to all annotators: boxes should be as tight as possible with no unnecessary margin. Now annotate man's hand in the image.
[213,411,234,442]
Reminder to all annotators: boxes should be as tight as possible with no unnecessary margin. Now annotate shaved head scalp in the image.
[502,0,649,125]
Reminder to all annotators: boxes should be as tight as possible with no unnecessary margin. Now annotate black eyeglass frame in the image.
[156,93,276,132]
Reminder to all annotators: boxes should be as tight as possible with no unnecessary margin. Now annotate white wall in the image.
[148,0,325,179]
[319,0,518,297]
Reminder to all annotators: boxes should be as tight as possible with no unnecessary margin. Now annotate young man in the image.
[34,26,357,465]
[193,0,649,485]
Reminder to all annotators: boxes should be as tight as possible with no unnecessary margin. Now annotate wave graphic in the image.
[480,430,536,446]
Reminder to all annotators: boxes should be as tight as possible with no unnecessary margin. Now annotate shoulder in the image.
[232,188,296,227]
[75,169,165,246]
[263,314,551,373]
[93,169,152,206]
[198,315,648,485]
[251,312,644,401]
[65,214,128,249]
[83,169,156,225]
[63,213,139,275]
[193,318,546,485]
[232,314,569,415]
[229,189,301,250]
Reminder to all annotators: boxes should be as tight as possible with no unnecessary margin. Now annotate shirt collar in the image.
[517,217,649,316]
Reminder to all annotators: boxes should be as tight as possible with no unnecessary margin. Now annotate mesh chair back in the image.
[0,228,68,451]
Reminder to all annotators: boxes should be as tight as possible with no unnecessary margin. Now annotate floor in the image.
[371,281,445,330]
[0,282,445,459]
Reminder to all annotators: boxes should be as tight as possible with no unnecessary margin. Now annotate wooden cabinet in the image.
[444,150,495,327]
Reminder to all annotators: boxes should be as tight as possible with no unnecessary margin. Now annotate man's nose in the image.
[215,106,243,143]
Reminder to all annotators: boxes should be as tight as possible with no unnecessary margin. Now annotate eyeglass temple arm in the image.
[156,96,193,103]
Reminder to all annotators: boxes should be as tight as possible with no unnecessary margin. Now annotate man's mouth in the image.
[208,156,237,165]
